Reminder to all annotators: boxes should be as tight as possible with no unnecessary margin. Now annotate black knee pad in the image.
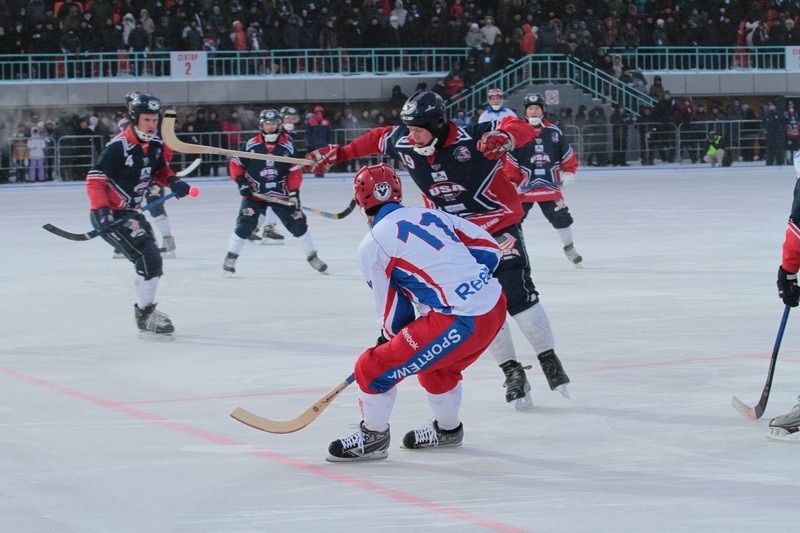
[284,212,309,238]
[540,200,573,229]
[134,243,163,279]
[234,202,264,238]
[492,225,539,316]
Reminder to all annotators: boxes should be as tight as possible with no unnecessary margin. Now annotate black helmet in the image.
[259,108,281,141]
[523,93,546,111]
[279,106,299,119]
[400,91,446,134]
[125,90,143,105]
[258,108,281,127]
[129,93,162,121]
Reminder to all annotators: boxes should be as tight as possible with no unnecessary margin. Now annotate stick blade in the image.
[731,396,760,420]
[230,407,310,434]
[42,223,92,241]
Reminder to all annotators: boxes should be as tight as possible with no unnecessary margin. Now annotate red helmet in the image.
[487,87,503,99]
[353,163,403,213]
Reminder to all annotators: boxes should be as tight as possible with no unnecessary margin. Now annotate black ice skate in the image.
[538,349,570,398]
[160,235,176,258]
[500,360,533,411]
[768,396,800,443]
[563,243,583,267]
[326,421,390,462]
[307,251,328,274]
[402,421,463,449]
[246,230,262,244]
[223,252,238,277]
[262,224,285,244]
[134,303,174,340]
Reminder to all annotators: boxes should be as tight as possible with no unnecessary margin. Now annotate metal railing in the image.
[0,120,775,183]
[601,46,788,72]
[0,48,469,82]
[445,55,659,117]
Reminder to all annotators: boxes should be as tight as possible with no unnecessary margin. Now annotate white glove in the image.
[561,172,576,188]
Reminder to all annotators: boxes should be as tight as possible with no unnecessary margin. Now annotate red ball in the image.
[189,187,200,198]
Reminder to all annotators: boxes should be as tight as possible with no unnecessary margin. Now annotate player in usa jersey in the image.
[770,151,800,442]
[223,109,327,277]
[86,94,192,339]
[308,91,571,409]
[327,163,507,462]
[505,93,583,266]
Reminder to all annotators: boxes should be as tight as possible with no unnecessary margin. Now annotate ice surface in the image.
[2,163,799,532]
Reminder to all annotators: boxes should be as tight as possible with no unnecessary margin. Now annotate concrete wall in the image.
[0,74,441,109]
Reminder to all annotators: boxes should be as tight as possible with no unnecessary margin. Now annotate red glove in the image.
[306,144,341,174]
[477,131,515,159]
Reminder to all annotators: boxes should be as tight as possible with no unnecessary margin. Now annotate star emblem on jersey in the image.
[373,182,392,201]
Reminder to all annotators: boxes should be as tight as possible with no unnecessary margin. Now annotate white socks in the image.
[427,382,462,431]
[296,231,316,257]
[151,214,172,240]
[228,233,246,255]
[359,387,396,432]
[134,276,159,309]
[513,303,555,355]
[557,226,573,247]
[487,321,517,365]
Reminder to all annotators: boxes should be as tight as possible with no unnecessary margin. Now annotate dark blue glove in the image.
[235,176,254,198]
[96,206,114,229]
[289,190,300,209]
[777,266,800,307]
[168,177,191,198]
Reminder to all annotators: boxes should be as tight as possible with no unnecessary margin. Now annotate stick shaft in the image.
[162,111,312,166]
[731,305,791,419]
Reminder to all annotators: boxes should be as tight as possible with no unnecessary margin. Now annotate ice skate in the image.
[134,303,174,340]
[262,224,285,245]
[402,421,463,449]
[563,243,583,267]
[160,235,176,258]
[307,251,328,274]
[246,229,262,244]
[500,360,533,411]
[326,421,390,462]
[112,250,125,259]
[768,396,800,443]
[538,349,570,398]
[223,252,238,277]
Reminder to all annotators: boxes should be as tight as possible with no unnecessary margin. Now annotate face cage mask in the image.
[413,136,438,156]
[134,125,156,142]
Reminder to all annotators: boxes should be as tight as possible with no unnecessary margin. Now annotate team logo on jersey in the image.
[496,232,521,258]
[454,146,471,162]
[529,153,552,165]
[428,181,466,200]
[373,181,393,201]
[431,170,448,182]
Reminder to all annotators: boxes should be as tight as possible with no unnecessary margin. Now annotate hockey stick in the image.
[175,157,202,177]
[42,187,199,241]
[162,111,313,166]
[252,192,358,220]
[731,305,791,420]
[230,373,355,434]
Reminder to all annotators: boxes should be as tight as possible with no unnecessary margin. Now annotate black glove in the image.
[96,206,114,229]
[235,176,254,198]
[289,190,300,209]
[777,266,800,307]
[376,333,389,346]
[168,177,191,198]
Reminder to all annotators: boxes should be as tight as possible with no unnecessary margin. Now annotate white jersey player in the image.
[478,87,518,123]
[327,163,507,462]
